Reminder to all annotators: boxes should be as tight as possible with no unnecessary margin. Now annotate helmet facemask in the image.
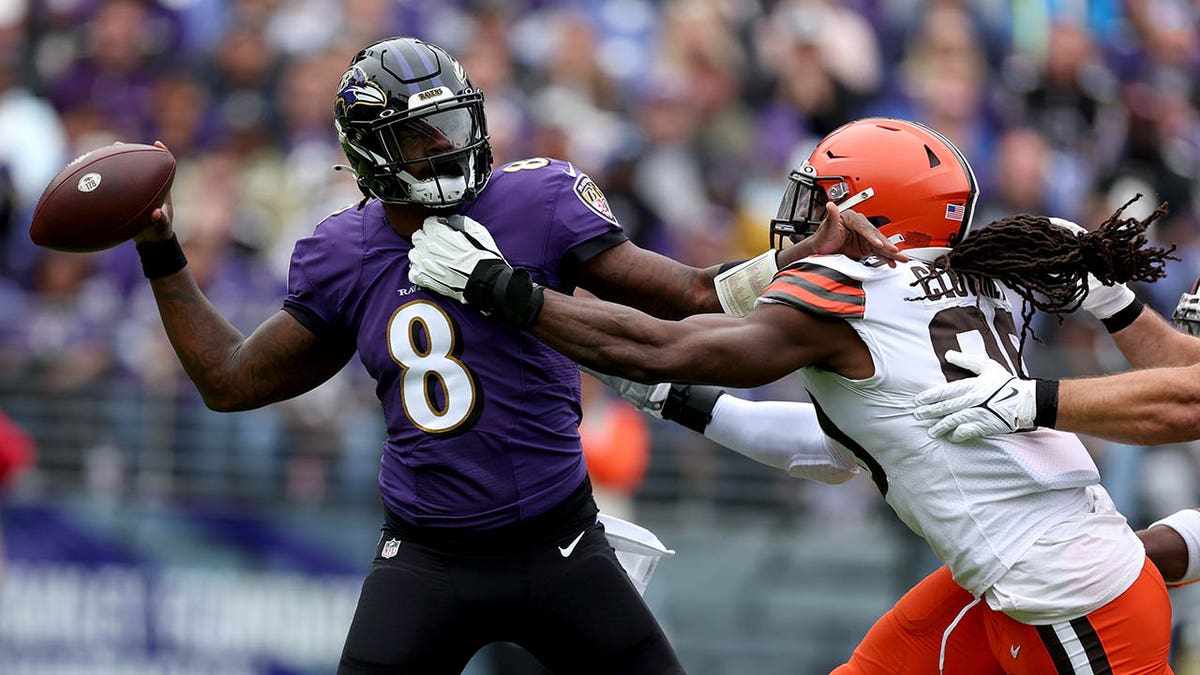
[338,92,491,208]
[769,161,876,250]
[1174,279,1200,336]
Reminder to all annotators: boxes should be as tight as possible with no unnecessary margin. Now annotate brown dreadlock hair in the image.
[925,195,1178,354]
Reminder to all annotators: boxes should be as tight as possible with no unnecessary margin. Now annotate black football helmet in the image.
[334,37,492,207]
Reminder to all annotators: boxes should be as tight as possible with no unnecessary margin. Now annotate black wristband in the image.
[661,384,725,433]
[464,260,545,329]
[136,234,188,279]
[1100,299,1145,334]
[718,259,749,274]
[1033,379,1059,428]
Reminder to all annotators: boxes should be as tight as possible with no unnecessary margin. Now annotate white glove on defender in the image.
[408,215,506,302]
[581,367,670,418]
[1048,217,1137,320]
[913,351,1037,442]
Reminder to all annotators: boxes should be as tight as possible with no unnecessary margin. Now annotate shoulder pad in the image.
[783,254,895,282]
[762,258,867,319]
[497,157,576,176]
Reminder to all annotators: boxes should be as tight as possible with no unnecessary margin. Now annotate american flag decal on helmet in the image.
[945,203,965,221]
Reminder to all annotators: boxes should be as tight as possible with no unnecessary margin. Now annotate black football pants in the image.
[337,519,684,674]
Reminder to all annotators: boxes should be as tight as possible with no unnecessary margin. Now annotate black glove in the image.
[464,259,545,329]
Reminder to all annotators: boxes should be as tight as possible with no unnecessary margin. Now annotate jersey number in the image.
[927,306,1024,382]
[387,301,482,434]
[502,157,551,173]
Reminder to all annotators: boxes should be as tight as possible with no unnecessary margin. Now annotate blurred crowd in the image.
[0,0,1199,525]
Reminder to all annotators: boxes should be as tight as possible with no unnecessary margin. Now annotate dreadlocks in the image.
[926,195,1178,353]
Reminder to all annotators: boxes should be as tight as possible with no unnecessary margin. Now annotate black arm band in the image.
[136,234,188,279]
[1100,299,1145,334]
[718,259,749,274]
[1033,379,1060,428]
[661,384,725,434]
[464,260,545,329]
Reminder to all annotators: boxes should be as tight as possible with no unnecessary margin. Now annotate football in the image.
[30,143,176,252]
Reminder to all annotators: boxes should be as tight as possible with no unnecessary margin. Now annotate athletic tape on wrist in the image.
[714,250,779,317]
[136,234,188,279]
[1100,299,1144,334]
[1150,508,1200,584]
[1033,379,1059,428]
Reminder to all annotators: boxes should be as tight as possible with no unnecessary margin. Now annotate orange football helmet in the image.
[770,118,978,253]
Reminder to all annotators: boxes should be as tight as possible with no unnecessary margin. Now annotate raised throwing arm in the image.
[133,191,355,412]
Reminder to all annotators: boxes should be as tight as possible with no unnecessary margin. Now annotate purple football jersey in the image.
[285,158,626,529]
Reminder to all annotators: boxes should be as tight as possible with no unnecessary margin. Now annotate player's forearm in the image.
[532,292,690,382]
[146,271,344,412]
[1110,309,1200,368]
[147,270,259,410]
[1055,366,1200,444]
[589,248,809,320]
[581,242,789,318]
[533,291,760,386]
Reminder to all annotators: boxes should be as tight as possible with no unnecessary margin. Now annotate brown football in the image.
[30,143,176,252]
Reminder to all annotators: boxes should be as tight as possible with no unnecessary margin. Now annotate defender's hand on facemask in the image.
[780,202,908,268]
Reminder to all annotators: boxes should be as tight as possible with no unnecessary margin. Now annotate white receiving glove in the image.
[581,367,671,418]
[913,351,1038,442]
[1048,217,1137,320]
[408,214,506,303]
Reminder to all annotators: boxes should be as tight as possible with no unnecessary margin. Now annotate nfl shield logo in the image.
[381,538,401,559]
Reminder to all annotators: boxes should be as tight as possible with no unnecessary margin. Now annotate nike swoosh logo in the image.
[993,386,1018,404]
[1010,645,1020,659]
[558,530,587,557]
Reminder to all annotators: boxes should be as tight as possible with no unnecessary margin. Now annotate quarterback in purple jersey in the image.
[128,37,902,674]
[288,158,627,531]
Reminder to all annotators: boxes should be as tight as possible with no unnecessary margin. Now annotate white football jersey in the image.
[758,254,1143,616]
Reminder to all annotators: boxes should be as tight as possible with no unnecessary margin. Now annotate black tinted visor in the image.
[371,107,481,165]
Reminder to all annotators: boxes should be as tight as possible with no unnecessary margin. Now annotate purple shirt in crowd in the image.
[285,158,626,529]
